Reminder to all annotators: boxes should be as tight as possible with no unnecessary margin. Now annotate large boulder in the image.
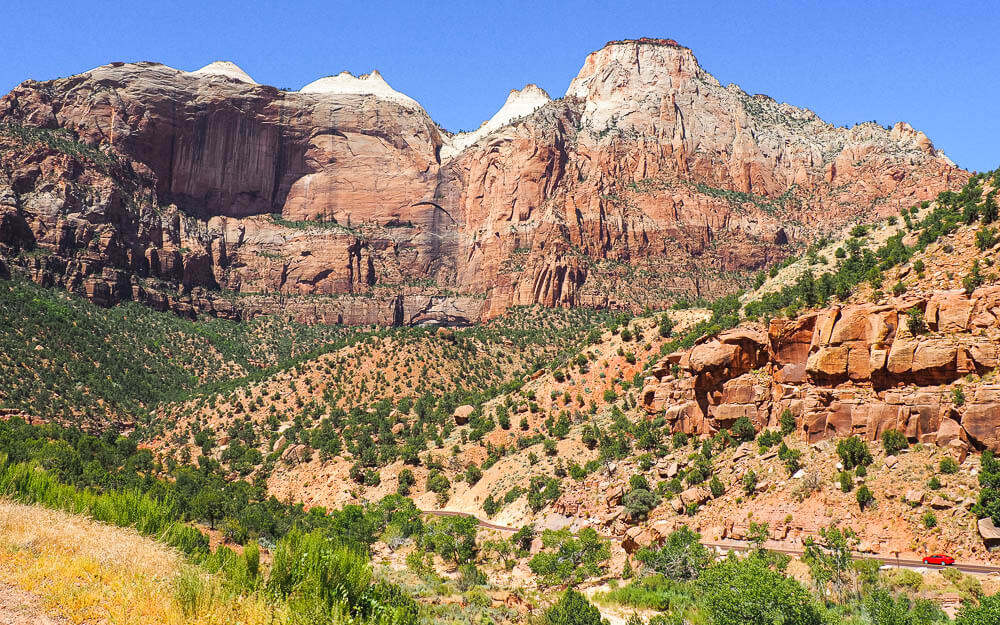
[453,405,475,425]
[962,404,1000,452]
[978,517,1000,547]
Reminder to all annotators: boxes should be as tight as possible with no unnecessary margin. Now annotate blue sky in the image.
[2,0,997,171]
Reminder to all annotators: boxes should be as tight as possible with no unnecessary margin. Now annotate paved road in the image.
[420,510,1000,575]
[420,509,518,533]
[703,541,1000,575]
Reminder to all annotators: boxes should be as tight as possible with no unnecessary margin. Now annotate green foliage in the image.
[0,277,352,421]
[963,260,985,294]
[624,487,658,521]
[940,456,959,475]
[777,442,802,475]
[922,511,938,528]
[464,463,482,485]
[881,429,909,456]
[596,574,696,614]
[396,469,415,496]
[837,436,873,470]
[907,307,927,335]
[730,416,756,443]
[780,409,796,435]
[709,475,725,498]
[742,174,1000,319]
[953,386,966,407]
[976,226,997,251]
[976,450,1000,524]
[635,526,712,581]
[527,475,561,512]
[803,525,857,602]
[955,594,1000,625]
[421,515,477,564]
[529,528,610,587]
[544,589,605,625]
[0,432,420,624]
[840,470,854,493]
[697,555,822,625]
[857,484,875,510]
[865,588,946,625]
[672,432,689,449]
[456,563,487,591]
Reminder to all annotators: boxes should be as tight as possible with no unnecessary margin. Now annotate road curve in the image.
[420,509,518,532]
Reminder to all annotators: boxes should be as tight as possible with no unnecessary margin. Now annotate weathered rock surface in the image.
[643,285,1000,454]
[0,40,965,323]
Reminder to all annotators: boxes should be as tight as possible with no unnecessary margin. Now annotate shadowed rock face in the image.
[0,40,966,324]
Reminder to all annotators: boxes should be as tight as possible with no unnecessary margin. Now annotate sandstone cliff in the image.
[0,39,966,323]
[641,285,1000,458]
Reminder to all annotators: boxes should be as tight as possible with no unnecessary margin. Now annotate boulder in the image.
[977,517,1000,547]
[806,346,849,380]
[453,405,475,425]
[929,496,952,510]
[963,405,1000,452]
[926,290,973,332]
[680,486,710,507]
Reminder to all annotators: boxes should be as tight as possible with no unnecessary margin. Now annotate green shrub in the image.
[836,436,873,469]
[907,307,927,335]
[881,429,908,455]
[529,528,609,587]
[780,409,796,435]
[839,471,853,493]
[856,485,875,510]
[636,526,712,581]
[697,555,822,625]
[955,594,999,625]
[544,589,604,625]
[730,417,756,443]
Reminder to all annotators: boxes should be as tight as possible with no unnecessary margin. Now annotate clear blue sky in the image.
[3,0,997,171]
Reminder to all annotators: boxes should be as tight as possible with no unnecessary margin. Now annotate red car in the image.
[922,554,955,566]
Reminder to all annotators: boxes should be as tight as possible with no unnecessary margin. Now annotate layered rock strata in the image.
[642,286,1000,456]
[0,39,965,323]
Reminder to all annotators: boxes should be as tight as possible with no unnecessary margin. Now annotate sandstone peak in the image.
[299,70,422,110]
[189,61,257,84]
[441,84,552,159]
[566,36,705,100]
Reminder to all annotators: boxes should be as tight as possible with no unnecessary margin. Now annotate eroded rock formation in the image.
[0,39,966,323]
[642,285,1000,457]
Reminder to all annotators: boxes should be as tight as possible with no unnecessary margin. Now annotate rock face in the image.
[0,40,965,324]
[642,285,1000,455]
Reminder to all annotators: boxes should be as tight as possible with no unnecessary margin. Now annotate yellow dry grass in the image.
[0,500,286,625]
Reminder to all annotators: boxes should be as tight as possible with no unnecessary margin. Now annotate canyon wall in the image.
[0,39,966,323]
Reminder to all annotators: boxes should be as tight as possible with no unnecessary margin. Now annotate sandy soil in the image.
[0,583,66,625]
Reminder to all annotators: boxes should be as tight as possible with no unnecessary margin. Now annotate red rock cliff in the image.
[0,41,966,323]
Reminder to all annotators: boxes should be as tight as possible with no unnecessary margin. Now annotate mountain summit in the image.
[0,40,965,324]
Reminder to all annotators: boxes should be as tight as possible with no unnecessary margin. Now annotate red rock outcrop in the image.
[0,40,966,323]
[642,286,1000,456]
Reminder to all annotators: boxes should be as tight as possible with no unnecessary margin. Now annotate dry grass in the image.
[0,500,286,625]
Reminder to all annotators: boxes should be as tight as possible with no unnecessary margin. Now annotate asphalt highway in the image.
[420,509,1000,574]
